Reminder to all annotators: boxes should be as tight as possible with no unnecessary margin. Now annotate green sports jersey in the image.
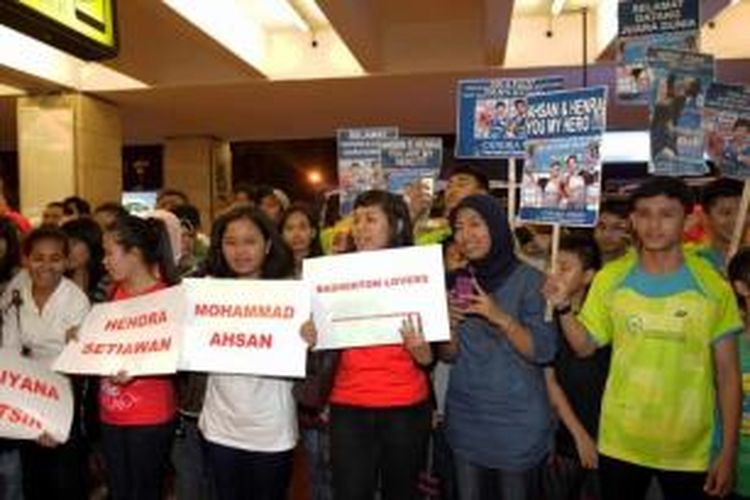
[578,251,742,471]
[737,334,750,497]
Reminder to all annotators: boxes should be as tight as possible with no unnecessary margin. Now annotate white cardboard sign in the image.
[0,349,74,443]
[303,245,450,349]
[178,278,310,378]
[53,286,186,376]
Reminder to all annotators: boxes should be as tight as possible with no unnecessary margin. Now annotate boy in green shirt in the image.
[727,248,750,499]
[544,176,743,499]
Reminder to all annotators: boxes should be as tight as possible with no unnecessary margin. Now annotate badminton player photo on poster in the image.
[519,86,607,227]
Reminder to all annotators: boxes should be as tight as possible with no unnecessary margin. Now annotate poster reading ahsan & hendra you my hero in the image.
[519,86,607,227]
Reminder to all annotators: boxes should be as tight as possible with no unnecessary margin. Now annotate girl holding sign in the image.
[301,190,433,500]
[444,194,557,500]
[199,206,298,500]
[98,215,180,500]
[0,216,22,500]
[1,227,91,500]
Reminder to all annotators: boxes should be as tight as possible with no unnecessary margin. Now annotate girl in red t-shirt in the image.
[301,190,433,500]
[99,215,180,500]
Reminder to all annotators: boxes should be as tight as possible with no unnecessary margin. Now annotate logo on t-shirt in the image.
[100,380,138,412]
[626,315,643,334]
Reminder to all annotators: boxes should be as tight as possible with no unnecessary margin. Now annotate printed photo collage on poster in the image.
[337,128,443,215]
[456,77,606,228]
[520,86,608,227]
[616,0,700,106]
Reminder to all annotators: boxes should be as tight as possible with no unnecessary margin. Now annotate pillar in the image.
[163,136,232,228]
[17,93,122,220]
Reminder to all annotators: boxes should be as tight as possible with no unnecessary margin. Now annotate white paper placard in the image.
[303,245,450,349]
[178,278,310,377]
[53,286,186,376]
[0,349,74,443]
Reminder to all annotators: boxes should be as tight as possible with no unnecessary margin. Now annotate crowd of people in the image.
[0,168,748,500]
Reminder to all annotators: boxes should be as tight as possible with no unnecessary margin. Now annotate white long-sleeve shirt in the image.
[0,270,90,367]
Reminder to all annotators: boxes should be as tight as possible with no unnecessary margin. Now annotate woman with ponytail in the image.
[98,215,180,500]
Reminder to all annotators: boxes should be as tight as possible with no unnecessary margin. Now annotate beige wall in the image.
[74,95,123,208]
[163,136,232,229]
[17,93,122,220]
[17,95,75,220]
[505,12,600,69]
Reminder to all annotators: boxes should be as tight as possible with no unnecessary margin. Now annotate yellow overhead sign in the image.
[0,0,117,59]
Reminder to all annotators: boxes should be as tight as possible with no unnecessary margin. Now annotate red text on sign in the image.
[104,311,168,332]
[209,332,273,349]
[0,403,44,431]
[81,337,172,355]
[0,370,60,401]
[194,304,294,319]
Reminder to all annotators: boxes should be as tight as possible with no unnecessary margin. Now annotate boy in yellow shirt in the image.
[544,176,742,500]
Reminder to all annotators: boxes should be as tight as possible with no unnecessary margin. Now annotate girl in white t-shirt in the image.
[199,206,297,500]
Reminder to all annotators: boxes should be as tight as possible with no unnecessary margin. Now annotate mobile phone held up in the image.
[452,272,474,310]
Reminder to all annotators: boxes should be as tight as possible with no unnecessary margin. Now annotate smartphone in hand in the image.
[452,273,474,310]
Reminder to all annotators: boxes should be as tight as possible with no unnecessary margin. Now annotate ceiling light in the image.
[0,24,147,91]
[164,0,266,69]
[269,0,311,32]
[163,0,365,80]
[551,0,566,16]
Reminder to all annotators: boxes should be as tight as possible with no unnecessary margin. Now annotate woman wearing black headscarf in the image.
[443,194,557,500]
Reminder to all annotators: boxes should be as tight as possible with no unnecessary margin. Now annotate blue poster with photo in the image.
[616,32,697,105]
[455,77,564,159]
[337,126,399,215]
[648,48,714,176]
[381,137,443,195]
[616,0,699,105]
[519,86,608,227]
[704,83,750,179]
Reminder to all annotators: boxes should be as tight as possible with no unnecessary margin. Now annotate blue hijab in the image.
[449,194,518,292]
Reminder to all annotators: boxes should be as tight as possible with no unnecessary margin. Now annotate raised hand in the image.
[542,272,574,309]
[111,370,132,386]
[464,279,504,325]
[36,432,59,448]
[300,317,318,348]
[65,326,79,343]
[400,314,432,366]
